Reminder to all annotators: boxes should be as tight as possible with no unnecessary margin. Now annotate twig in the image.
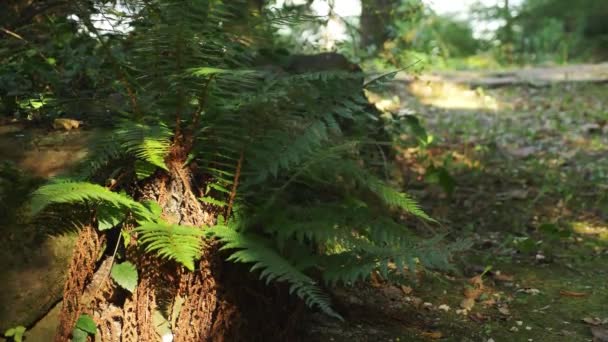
[363,59,422,88]
[225,151,244,220]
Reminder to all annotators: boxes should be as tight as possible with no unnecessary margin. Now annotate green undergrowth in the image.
[388,82,608,340]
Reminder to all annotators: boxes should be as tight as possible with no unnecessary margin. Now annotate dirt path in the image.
[398,62,608,88]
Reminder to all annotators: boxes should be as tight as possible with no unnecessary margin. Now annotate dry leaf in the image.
[438,304,450,312]
[481,298,497,307]
[493,271,514,282]
[421,331,443,339]
[464,287,484,299]
[498,189,529,200]
[464,275,485,299]
[469,312,488,323]
[401,285,413,295]
[498,306,511,316]
[559,290,588,298]
[370,271,383,287]
[591,326,608,342]
[468,275,484,287]
[411,297,424,308]
[508,146,536,158]
[583,317,603,326]
[460,298,475,310]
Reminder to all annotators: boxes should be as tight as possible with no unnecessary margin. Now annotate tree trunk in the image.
[360,0,397,51]
[55,160,302,341]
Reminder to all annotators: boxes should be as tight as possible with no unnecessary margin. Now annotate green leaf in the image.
[135,160,156,180]
[189,67,255,77]
[71,328,89,342]
[135,222,205,271]
[97,204,124,231]
[4,326,26,342]
[199,196,227,206]
[31,181,156,222]
[142,200,162,221]
[111,261,138,292]
[75,314,96,335]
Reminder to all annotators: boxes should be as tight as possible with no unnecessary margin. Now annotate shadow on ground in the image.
[307,81,608,341]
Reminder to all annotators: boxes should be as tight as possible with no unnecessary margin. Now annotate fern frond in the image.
[367,179,434,221]
[210,225,342,320]
[31,181,153,221]
[135,222,206,271]
[115,121,172,170]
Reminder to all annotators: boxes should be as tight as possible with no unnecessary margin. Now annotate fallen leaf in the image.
[438,304,450,312]
[468,275,484,287]
[469,312,488,323]
[460,298,475,310]
[498,189,529,200]
[481,298,497,307]
[518,288,541,295]
[498,306,511,316]
[591,326,608,342]
[381,285,404,301]
[493,271,514,282]
[401,285,413,295]
[370,271,383,287]
[583,317,603,326]
[559,290,588,298]
[508,146,536,158]
[421,331,443,339]
[464,275,485,299]
[410,297,423,308]
[464,286,484,299]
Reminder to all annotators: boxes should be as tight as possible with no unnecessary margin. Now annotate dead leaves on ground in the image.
[559,289,589,298]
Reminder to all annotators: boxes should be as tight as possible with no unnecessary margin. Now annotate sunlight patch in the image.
[408,79,500,111]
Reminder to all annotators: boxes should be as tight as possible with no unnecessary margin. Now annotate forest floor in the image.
[308,79,608,341]
[0,71,607,341]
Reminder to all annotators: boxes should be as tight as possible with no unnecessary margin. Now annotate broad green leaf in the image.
[4,326,26,342]
[111,261,138,293]
[75,314,96,335]
[71,328,89,342]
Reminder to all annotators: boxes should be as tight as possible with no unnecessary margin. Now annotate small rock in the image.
[438,304,450,312]
[516,321,523,326]
[525,326,532,331]
[510,326,519,332]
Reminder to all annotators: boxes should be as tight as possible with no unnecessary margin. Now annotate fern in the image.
[115,121,172,170]
[25,0,463,324]
[31,181,154,221]
[135,222,206,271]
[210,225,341,320]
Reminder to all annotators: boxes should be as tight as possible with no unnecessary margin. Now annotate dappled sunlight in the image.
[570,221,608,241]
[0,127,91,178]
[408,79,500,111]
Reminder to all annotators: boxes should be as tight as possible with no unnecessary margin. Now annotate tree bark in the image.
[55,160,302,341]
[359,0,398,51]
